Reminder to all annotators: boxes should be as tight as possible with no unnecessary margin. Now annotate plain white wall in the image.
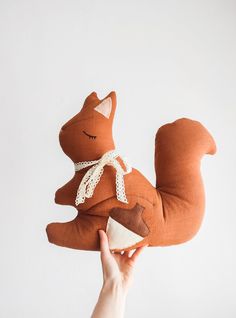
[0,0,235,317]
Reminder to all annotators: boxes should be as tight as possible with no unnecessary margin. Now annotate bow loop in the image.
[74,150,132,206]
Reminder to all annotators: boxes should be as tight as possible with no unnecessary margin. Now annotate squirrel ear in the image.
[94,97,112,118]
[94,91,116,119]
[83,92,99,108]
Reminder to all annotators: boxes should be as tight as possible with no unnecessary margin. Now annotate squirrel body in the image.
[46,91,216,251]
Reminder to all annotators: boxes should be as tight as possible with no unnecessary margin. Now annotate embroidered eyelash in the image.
[83,130,97,139]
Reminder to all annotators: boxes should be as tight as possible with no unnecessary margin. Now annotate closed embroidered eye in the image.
[83,130,97,140]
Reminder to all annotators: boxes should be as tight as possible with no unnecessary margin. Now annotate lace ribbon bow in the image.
[74,150,132,206]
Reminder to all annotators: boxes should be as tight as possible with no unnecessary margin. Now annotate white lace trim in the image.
[74,150,132,206]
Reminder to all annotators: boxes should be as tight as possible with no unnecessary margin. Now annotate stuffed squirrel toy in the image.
[46,91,216,251]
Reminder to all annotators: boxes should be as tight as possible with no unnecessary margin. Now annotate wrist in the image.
[102,278,128,297]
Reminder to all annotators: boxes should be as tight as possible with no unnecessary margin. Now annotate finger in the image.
[98,230,110,257]
[123,250,130,257]
[127,250,133,257]
[125,249,135,258]
[130,245,147,263]
[124,250,134,258]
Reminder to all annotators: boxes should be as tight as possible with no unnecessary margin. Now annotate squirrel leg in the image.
[46,213,108,251]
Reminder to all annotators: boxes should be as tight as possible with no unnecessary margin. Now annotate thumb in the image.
[98,230,110,259]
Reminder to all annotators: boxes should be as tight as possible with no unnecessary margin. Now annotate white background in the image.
[0,0,235,317]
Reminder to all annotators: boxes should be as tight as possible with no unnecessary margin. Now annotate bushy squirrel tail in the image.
[153,118,216,244]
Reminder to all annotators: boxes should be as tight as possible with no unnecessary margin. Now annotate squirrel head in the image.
[59,91,116,162]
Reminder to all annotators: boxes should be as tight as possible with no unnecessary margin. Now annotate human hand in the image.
[91,230,147,318]
[98,229,147,293]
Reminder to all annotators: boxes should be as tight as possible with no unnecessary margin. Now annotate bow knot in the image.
[74,150,132,206]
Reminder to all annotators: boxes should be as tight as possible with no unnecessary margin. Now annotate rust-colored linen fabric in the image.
[46,91,216,251]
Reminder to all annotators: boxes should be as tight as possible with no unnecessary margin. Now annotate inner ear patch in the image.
[94,97,112,119]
